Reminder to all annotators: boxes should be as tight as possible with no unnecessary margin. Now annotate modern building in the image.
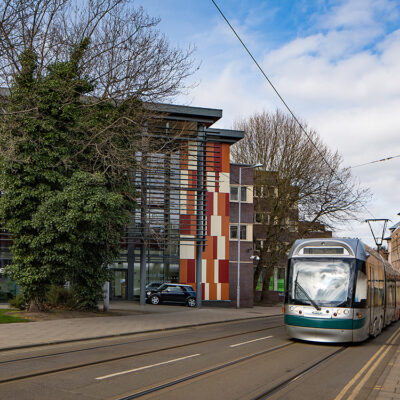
[108,104,244,303]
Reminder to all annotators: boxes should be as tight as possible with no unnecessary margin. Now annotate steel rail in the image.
[0,320,285,384]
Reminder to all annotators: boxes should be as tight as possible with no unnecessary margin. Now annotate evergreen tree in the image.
[0,42,134,311]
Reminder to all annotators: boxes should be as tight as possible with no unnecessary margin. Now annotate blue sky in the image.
[138,0,400,244]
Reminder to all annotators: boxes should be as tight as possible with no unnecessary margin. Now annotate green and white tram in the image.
[284,238,400,343]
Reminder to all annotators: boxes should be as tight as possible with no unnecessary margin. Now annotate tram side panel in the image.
[366,253,385,337]
[384,265,396,325]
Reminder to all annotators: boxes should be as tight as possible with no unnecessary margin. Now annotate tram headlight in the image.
[343,309,350,315]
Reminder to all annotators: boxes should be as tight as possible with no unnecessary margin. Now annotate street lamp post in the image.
[237,163,263,309]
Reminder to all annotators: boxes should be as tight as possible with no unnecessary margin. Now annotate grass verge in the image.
[0,309,30,323]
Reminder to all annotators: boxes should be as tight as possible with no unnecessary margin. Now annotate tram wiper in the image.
[295,272,321,311]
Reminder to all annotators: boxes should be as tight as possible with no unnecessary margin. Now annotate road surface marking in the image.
[95,353,201,380]
[334,326,400,400]
[230,336,273,348]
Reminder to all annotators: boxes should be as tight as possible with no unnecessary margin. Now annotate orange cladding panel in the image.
[180,259,188,284]
[221,283,229,300]
[221,143,230,173]
[209,283,217,300]
[207,259,214,285]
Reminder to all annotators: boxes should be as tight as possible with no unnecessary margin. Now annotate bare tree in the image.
[231,110,370,302]
[0,0,195,102]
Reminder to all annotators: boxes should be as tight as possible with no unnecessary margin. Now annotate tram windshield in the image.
[287,258,354,308]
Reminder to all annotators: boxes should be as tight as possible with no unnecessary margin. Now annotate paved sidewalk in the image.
[375,344,400,400]
[0,302,282,350]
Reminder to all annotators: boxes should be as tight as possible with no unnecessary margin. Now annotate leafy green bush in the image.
[9,293,27,310]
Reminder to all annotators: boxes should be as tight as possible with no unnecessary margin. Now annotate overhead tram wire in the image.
[350,154,400,169]
[210,0,378,223]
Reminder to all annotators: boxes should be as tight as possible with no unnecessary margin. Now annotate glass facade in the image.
[110,124,185,300]
[0,229,16,301]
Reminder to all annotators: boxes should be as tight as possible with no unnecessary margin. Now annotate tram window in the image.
[354,269,367,308]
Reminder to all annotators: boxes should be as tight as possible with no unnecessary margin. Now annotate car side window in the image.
[164,286,181,292]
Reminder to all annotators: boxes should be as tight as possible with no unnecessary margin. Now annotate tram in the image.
[284,238,400,343]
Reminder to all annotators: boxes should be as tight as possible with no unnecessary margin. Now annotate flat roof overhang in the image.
[205,128,244,144]
[147,103,223,127]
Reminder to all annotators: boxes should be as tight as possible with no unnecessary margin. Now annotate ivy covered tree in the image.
[0,44,134,310]
[0,0,195,311]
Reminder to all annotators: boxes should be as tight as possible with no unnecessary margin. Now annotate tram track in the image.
[0,320,285,384]
[252,346,348,399]
[115,342,296,400]
[113,342,348,400]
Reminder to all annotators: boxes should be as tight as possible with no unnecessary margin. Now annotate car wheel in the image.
[187,297,196,307]
[150,295,160,305]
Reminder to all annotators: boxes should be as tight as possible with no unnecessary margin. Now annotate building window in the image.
[230,225,238,239]
[230,186,248,202]
[240,186,247,202]
[240,225,247,240]
[230,186,238,201]
[230,225,247,240]
[254,212,270,224]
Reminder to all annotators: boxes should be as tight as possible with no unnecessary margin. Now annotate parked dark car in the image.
[146,283,196,307]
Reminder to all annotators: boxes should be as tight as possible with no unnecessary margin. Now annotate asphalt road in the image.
[0,316,399,400]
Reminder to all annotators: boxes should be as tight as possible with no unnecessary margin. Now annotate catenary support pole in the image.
[236,167,242,308]
[140,134,148,306]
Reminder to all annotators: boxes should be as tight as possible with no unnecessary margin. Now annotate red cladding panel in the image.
[206,192,213,215]
[219,260,229,283]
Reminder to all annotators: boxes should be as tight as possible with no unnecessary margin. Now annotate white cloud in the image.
[318,0,398,30]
